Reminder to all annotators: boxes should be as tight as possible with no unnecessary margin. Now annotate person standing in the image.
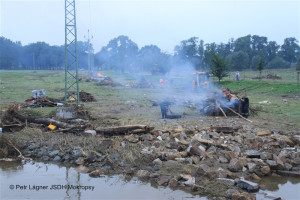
[240,93,249,118]
[236,71,240,81]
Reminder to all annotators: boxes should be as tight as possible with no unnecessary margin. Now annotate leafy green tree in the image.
[257,58,264,79]
[0,37,22,69]
[226,51,249,70]
[234,35,252,67]
[266,56,290,69]
[138,45,171,74]
[265,41,280,63]
[279,37,300,64]
[251,55,261,70]
[209,51,229,83]
[96,35,138,72]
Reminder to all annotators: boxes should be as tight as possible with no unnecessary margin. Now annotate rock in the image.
[229,151,237,159]
[266,160,277,169]
[75,165,90,173]
[232,192,256,200]
[196,164,210,176]
[247,163,257,173]
[261,152,272,160]
[110,153,120,163]
[183,177,195,186]
[83,130,96,137]
[157,136,163,141]
[215,168,227,178]
[261,166,270,175]
[228,158,242,172]
[89,169,104,178]
[49,150,60,158]
[245,150,260,158]
[250,173,261,181]
[87,152,96,163]
[153,165,160,171]
[149,173,159,179]
[53,155,61,162]
[225,189,239,198]
[280,136,294,147]
[191,156,200,165]
[178,139,189,146]
[153,158,163,166]
[157,176,170,186]
[294,157,300,165]
[189,146,206,157]
[140,133,154,141]
[193,136,214,145]
[75,157,85,165]
[42,156,50,161]
[168,178,178,188]
[125,134,139,143]
[219,156,229,163]
[136,170,150,180]
[284,163,293,171]
[217,178,235,186]
[277,170,300,177]
[237,179,259,192]
[256,130,272,136]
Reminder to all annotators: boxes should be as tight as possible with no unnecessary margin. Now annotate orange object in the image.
[48,123,56,131]
[160,78,164,87]
[97,73,104,77]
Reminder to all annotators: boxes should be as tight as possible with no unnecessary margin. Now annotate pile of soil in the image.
[79,90,96,102]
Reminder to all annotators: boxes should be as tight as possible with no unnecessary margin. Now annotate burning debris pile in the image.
[132,78,155,88]
[96,77,122,87]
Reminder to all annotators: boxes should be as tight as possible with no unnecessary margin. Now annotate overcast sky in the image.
[0,0,299,53]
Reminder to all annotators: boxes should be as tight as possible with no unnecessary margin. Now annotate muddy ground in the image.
[1,80,300,200]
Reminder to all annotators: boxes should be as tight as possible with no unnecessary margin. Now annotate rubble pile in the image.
[23,97,57,108]
[1,104,24,132]
[252,74,282,80]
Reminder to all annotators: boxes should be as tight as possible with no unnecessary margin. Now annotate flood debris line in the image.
[2,120,299,200]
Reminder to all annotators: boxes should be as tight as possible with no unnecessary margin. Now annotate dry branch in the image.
[221,103,253,123]
[95,125,154,135]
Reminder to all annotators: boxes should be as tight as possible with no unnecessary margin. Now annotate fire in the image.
[97,73,104,77]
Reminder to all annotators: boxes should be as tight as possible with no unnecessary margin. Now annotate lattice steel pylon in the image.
[64,0,79,104]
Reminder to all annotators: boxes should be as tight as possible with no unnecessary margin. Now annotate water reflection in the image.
[0,161,202,200]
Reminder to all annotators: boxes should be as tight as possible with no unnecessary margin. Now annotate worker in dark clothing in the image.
[240,93,249,118]
[159,101,181,119]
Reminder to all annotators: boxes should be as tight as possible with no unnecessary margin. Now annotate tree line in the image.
[0,35,299,74]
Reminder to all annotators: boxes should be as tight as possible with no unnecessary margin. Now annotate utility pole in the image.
[84,29,94,77]
[64,0,79,104]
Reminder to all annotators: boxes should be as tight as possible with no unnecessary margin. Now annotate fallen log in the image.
[221,103,253,123]
[215,100,227,118]
[95,125,154,135]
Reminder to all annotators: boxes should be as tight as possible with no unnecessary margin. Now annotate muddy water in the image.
[0,161,204,200]
[1,161,300,200]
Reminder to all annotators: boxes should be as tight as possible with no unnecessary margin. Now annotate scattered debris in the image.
[96,77,122,87]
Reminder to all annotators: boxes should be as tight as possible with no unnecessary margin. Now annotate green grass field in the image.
[0,70,299,128]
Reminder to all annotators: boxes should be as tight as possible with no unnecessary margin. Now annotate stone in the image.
[294,157,300,165]
[87,152,96,163]
[49,150,60,158]
[215,169,227,178]
[149,173,159,179]
[266,160,277,169]
[250,173,261,181]
[168,178,178,188]
[280,136,294,147]
[245,150,260,158]
[178,139,189,146]
[225,189,239,198]
[153,158,163,166]
[196,164,210,176]
[247,163,257,173]
[157,176,170,186]
[229,151,237,159]
[75,157,85,165]
[42,156,50,161]
[75,165,90,173]
[136,170,150,180]
[140,133,154,141]
[217,178,235,186]
[110,153,120,163]
[219,156,229,163]
[256,130,272,136]
[83,130,96,137]
[191,156,200,165]
[284,163,293,171]
[153,165,160,171]
[237,179,259,192]
[261,152,272,160]
[189,146,206,157]
[53,155,61,162]
[228,158,242,172]
[261,166,270,175]
[89,169,104,178]
[125,134,139,143]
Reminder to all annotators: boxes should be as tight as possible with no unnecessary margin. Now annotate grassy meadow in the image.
[0,69,299,129]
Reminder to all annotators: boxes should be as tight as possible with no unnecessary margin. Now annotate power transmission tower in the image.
[64,0,79,104]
